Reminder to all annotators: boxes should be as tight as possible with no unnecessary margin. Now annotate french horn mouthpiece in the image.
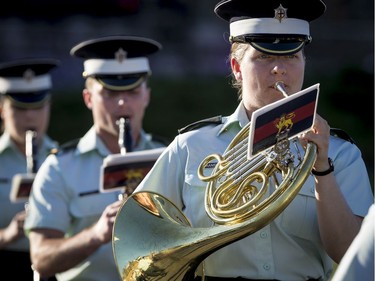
[275,81,288,98]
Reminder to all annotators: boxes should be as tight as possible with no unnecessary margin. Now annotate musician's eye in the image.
[285,54,297,59]
[258,54,271,59]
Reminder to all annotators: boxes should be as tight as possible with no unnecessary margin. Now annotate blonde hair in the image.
[229,42,250,100]
[85,76,96,90]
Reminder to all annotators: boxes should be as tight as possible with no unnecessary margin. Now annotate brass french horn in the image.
[112,82,317,280]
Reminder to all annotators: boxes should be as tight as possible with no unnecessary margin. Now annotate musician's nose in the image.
[117,93,129,106]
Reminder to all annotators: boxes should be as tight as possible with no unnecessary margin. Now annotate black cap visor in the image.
[7,90,51,109]
[231,34,310,55]
[251,41,305,55]
[95,74,147,91]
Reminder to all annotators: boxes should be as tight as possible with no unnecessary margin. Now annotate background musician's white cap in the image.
[70,35,162,91]
[214,0,327,55]
[0,58,59,109]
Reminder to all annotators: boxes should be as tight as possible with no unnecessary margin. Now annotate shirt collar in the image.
[218,101,250,135]
[134,129,150,151]
[76,127,110,156]
[76,127,151,156]
[0,131,57,153]
[0,132,15,153]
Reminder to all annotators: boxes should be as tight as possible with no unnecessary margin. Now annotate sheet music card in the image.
[248,83,320,158]
[10,173,36,203]
[100,147,165,194]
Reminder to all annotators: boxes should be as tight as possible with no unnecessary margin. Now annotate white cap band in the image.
[0,74,51,93]
[230,18,310,37]
[83,57,150,77]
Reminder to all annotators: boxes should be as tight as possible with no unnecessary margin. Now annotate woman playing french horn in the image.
[120,0,373,280]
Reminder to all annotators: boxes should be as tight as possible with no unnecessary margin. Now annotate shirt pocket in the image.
[276,175,319,240]
[70,192,117,219]
[184,170,213,227]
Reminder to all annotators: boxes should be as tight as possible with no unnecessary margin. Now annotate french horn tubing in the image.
[112,81,317,280]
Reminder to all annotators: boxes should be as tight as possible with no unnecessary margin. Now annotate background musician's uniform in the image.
[24,127,164,280]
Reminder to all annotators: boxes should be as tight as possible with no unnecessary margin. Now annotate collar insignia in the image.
[274,4,288,23]
[115,48,127,63]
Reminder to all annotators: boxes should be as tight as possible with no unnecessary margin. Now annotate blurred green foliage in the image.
[313,67,374,189]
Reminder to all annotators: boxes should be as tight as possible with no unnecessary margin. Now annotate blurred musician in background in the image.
[24,35,168,281]
[330,203,374,281]
[0,59,59,280]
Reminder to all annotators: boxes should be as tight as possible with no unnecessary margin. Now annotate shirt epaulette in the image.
[330,128,355,144]
[178,115,223,134]
[52,138,81,155]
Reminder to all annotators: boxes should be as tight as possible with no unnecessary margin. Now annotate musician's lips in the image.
[116,116,131,122]
[272,82,287,89]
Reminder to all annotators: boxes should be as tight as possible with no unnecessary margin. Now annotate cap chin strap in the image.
[250,41,306,55]
[230,34,311,55]
[8,94,50,109]
[96,76,146,91]
[230,34,312,44]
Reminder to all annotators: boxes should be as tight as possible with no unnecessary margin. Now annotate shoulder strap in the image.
[178,119,354,144]
[330,128,355,144]
[52,138,81,155]
[178,115,223,134]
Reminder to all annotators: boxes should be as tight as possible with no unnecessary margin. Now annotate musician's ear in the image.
[231,58,242,81]
[82,88,92,110]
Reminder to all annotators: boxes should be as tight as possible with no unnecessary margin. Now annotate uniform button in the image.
[260,231,268,238]
[263,263,271,271]
[311,187,315,193]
